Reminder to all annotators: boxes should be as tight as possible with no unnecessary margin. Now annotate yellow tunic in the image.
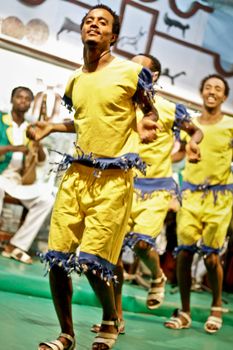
[177,115,233,250]
[65,57,142,158]
[128,96,179,239]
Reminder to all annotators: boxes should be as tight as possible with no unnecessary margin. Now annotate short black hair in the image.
[11,86,34,101]
[137,53,162,78]
[80,4,120,46]
[200,74,230,97]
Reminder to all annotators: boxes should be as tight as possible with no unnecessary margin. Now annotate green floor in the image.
[0,255,233,350]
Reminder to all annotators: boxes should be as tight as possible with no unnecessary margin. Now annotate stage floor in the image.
[0,255,232,350]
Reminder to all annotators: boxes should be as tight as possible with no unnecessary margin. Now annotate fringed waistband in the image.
[181,181,233,203]
[134,177,180,200]
[51,149,146,176]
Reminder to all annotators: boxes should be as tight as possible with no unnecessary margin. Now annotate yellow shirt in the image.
[183,115,233,185]
[137,95,176,178]
[65,58,142,158]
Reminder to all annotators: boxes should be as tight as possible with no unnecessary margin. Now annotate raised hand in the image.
[26,121,53,141]
[137,116,161,143]
[186,140,201,163]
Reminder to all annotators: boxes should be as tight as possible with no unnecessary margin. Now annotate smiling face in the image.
[81,8,117,49]
[201,77,227,109]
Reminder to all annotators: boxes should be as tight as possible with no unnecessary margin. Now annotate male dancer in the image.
[27,5,159,350]
[91,53,203,334]
[164,74,232,333]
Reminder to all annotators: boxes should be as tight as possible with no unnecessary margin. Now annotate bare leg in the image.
[135,241,165,308]
[165,250,194,328]
[86,272,118,350]
[39,265,74,350]
[135,242,161,278]
[204,253,223,331]
[114,258,124,321]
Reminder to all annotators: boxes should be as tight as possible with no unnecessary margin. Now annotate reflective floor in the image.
[0,256,232,350]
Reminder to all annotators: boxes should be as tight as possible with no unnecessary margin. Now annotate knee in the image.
[204,254,219,270]
[134,240,151,255]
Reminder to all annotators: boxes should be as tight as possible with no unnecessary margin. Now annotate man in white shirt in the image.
[0,86,54,264]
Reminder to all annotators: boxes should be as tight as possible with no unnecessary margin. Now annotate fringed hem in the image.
[38,250,117,284]
[174,244,222,258]
[123,232,156,251]
[174,244,198,257]
[49,149,146,177]
[199,244,221,257]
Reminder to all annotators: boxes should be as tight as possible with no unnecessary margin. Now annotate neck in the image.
[199,106,223,124]
[11,110,25,126]
[83,48,111,71]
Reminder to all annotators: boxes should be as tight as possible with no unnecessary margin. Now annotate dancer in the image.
[91,53,203,334]
[164,74,232,333]
[27,5,159,350]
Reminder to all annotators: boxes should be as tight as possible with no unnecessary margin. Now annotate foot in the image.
[2,244,32,264]
[164,309,191,329]
[91,319,125,335]
[204,306,228,334]
[147,271,167,309]
[92,320,118,350]
[39,333,75,350]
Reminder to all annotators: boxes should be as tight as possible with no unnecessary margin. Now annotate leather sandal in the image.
[92,320,118,350]
[147,271,167,309]
[91,319,125,335]
[38,333,76,350]
[164,308,191,329]
[204,306,228,334]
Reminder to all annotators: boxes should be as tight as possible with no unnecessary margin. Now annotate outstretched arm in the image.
[26,120,75,141]
[0,144,28,156]
[180,120,203,163]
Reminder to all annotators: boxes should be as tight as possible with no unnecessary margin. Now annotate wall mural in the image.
[0,0,232,112]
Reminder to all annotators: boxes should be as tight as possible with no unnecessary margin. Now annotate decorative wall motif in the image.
[0,0,232,112]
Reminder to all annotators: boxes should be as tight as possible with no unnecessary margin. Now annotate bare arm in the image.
[180,120,203,163]
[0,144,28,156]
[136,89,161,143]
[27,120,75,141]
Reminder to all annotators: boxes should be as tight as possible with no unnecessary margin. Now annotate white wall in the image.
[0,48,72,114]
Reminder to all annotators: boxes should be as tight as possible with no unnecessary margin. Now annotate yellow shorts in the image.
[49,163,133,265]
[177,190,233,249]
[128,189,172,238]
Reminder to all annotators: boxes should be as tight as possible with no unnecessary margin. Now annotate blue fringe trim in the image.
[37,250,117,284]
[134,177,181,203]
[37,251,80,276]
[172,104,191,140]
[49,148,146,177]
[133,67,155,103]
[79,252,116,285]
[62,95,73,112]
[199,244,221,257]
[173,244,198,257]
[182,181,233,204]
[123,232,156,251]
[174,244,222,258]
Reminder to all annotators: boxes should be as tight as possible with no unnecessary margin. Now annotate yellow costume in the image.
[43,58,153,280]
[177,115,233,254]
[125,97,188,249]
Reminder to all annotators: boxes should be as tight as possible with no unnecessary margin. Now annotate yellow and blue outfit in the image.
[41,58,154,281]
[125,96,190,249]
[177,116,233,255]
